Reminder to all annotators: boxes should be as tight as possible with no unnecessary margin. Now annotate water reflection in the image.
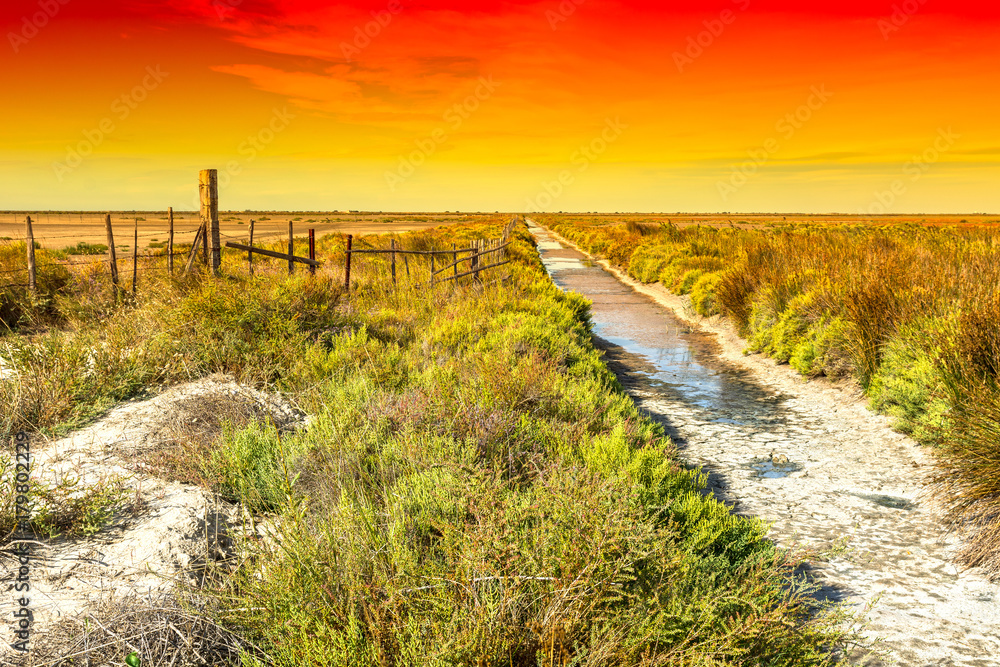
[529,223,779,419]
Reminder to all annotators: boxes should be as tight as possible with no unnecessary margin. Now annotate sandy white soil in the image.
[1,377,301,658]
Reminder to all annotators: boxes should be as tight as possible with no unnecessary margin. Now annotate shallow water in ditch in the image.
[530,222,1000,667]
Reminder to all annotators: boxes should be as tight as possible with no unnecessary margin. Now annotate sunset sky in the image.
[1,0,998,213]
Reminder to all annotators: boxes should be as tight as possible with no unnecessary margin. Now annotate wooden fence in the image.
[342,217,518,291]
[1,170,520,296]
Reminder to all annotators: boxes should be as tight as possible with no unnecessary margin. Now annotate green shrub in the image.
[0,460,128,542]
[677,268,705,295]
[690,272,723,316]
[63,242,108,256]
[0,243,73,331]
[211,421,297,512]
[789,315,851,377]
[870,325,951,443]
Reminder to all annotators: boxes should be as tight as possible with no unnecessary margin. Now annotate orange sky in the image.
[1,0,998,213]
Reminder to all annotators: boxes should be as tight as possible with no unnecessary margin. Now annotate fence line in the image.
[4,218,519,295]
[343,216,518,291]
[2,171,523,299]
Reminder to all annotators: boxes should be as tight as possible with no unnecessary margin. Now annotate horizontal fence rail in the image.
[2,172,523,302]
[343,227,516,291]
[224,242,321,267]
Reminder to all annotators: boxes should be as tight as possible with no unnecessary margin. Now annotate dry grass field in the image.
[0,211,495,252]
[545,213,999,229]
[2,213,996,255]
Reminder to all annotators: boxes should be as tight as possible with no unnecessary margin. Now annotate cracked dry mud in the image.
[531,223,1000,667]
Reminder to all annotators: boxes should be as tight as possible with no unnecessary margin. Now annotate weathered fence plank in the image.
[167,207,175,275]
[200,169,221,274]
[436,260,511,285]
[248,219,255,275]
[25,216,36,293]
[344,234,353,290]
[391,238,397,286]
[132,218,138,295]
[309,229,316,276]
[224,241,321,267]
[105,213,120,295]
[184,224,205,277]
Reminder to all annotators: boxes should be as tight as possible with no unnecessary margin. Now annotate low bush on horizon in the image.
[541,214,1000,578]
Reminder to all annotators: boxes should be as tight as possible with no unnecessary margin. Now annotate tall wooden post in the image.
[200,169,221,274]
[288,221,295,275]
[452,243,458,281]
[105,213,120,296]
[430,253,436,288]
[390,239,397,287]
[248,219,255,275]
[309,229,316,277]
[344,234,353,291]
[25,216,37,293]
[132,218,139,295]
[167,207,174,275]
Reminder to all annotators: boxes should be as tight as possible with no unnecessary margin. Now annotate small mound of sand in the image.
[0,376,305,660]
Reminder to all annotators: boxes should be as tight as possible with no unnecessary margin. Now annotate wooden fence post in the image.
[403,251,410,280]
[288,221,295,275]
[184,224,204,277]
[201,221,209,266]
[344,234,352,291]
[167,207,174,275]
[309,229,316,277]
[105,213,120,296]
[25,216,36,293]
[452,243,458,282]
[248,219,255,275]
[431,253,436,288]
[390,239,396,287]
[472,240,482,284]
[132,218,139,295]
[200,169,221,274]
